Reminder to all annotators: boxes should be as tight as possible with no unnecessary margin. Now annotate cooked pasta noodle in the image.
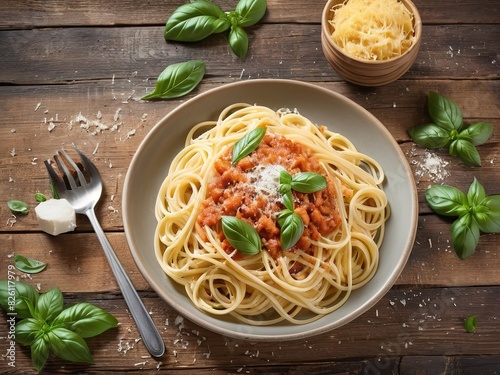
[154,103,389,325]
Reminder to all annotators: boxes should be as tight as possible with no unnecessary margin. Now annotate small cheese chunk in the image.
[35,199,77,236]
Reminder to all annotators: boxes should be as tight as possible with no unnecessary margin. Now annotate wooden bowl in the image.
[321,0,422,86]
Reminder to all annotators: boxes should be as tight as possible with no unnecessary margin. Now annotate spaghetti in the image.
[154,104,388,325]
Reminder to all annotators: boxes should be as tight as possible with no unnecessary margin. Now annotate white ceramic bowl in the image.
[122,79,418,341]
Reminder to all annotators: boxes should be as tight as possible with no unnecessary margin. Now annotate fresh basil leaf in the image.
[221,216,261,255]
[407,123,451,149]
[7,199,29,215]
[451,213,480,259]
[31,334,50,373]
[427,91,463,131]
[279,170,292,185]
[280,212,304,250]
[142,60,205,100]
[449,139,481,167]
[34,192,47,202]
[458,122,493,146]
[475,195,500,233]
[15,318,43,346]
[279,183,291,195]
[235,0,267,27]
[0,280,39,319]
[164,0,230,42]
[232,127,266,164]
[14,255,47,274]
[464,315,477,333]
[52,302,118,338]
[277,209,293,228]
[37,288,64,322]
[481,195,500,213]
[47,327,94,363]
[282,189,294,212]
[229,25,249,59]
[466,178,486,207]
[425,185,468,217]
[290,172,327,193]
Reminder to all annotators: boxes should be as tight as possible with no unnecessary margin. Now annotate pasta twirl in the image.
[154,104,389,325]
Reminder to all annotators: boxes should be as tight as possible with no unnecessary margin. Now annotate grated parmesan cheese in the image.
[410,149,449,184]
[329,0,415,61]
[244,164,284,206]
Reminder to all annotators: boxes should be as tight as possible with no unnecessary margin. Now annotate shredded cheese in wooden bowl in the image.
[330,0,415,61]
[321,0,421,86]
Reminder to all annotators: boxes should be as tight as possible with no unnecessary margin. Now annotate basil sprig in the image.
[14,255,47,274]
[142,60,205,100]
[408,92,493,167]
[425,178,500,259]
[232,126,266,164]
[278,170,327,250]
[164,0,267,59]
[0,280,118,372]
[221,216,261,255]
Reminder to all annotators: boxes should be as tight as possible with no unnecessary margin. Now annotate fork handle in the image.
[85,208,165,358]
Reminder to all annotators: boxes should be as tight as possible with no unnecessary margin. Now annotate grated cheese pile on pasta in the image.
[154,104,389,325]
[329,0,415,61]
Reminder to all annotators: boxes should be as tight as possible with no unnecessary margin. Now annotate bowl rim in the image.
[321,0,422,65]
[122,79,419,341]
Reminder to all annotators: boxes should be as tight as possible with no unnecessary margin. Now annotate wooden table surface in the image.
[1,0,499,373]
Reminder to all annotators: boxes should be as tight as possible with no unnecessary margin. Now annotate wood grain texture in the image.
[0,287,498,373]
[0,24,499,85]
[0,0,499,373]
[1,0,499,29]
[1,81,498,227]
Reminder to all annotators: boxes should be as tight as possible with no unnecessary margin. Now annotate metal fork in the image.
[44,148,165,358]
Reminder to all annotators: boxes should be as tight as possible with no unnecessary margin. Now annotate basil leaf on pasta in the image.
[231,127,266,164]
[221,216,261,255]
[280,212,304,250]
[279,170,292,185]
[290,172,327,193]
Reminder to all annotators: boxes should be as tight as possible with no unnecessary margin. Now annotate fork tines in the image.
[44,149,96,191]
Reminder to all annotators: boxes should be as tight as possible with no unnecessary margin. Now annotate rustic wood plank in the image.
[0,0,498,29]
[0,24,499,85]
[1,211,499,296]
[399,355,500,374]
[1,80,498,230]
[1,1,498,372]
[0,287,498,372]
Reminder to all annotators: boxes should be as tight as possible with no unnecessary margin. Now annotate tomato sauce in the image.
[197,133,341,261]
